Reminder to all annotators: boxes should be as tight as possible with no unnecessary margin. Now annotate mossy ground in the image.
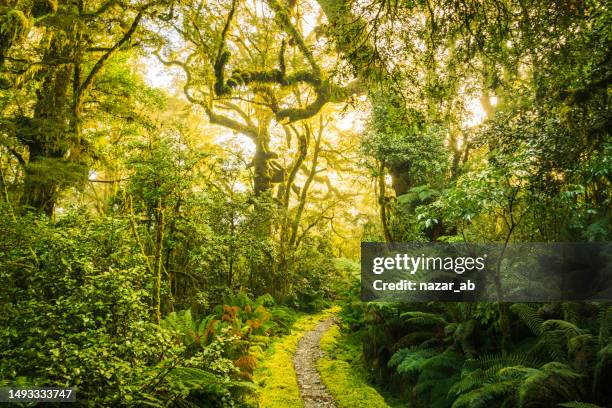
[251,306,340,408]
[317,324,401,408]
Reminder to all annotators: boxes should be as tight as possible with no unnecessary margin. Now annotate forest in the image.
[0,0,610,406]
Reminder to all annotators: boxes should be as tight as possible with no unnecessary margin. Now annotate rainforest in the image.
[0,0,610,407]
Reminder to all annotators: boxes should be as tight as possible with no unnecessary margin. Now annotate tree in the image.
[1,0,162,215]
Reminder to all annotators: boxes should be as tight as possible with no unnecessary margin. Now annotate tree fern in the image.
[414,350,464,408]
[518,362,584,407]
[531,329,570,362]
[541,320,584,337]
[567,334,595,373]
[452,319,477,357]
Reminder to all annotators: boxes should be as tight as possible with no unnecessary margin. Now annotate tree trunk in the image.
[19,38,73,216]
[389,163,411,197]
[253,112,273,196]
[289,129,321,247]
[152,198,164,324]
[378,162,393,243]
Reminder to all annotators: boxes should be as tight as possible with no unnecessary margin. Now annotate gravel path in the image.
[293,316,337,408]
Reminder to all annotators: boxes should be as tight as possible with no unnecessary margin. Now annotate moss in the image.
[251,306,340,408]
[317,325,398,408]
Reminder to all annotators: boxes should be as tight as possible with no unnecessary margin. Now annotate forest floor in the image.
[254,306,396,408]
[293,316,337,407]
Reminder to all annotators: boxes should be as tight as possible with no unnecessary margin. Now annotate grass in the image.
[317,324,399,408]
[251,306,340,408]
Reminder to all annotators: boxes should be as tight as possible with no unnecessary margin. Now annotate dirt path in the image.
[293,316,337,408]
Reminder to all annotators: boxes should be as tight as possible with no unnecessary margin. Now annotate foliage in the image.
[0,0,609,406]
[0,207,245,406]
[343,296,612,407]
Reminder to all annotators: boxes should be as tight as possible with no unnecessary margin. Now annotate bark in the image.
[389,163,411,196]
[152,198,165,324]
[377,162,392,243]
[253,112,274,196]
[289,127,322,247]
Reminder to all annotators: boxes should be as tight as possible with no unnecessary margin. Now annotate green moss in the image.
[251,306,340,408]
[317,325,397,408]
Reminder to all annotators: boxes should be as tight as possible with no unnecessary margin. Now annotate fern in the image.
[449,368,492,398]
[561,302,580,325]
[593,342,612,394]
[388,347,437,377]
[167,365,256,407]
[256,293,276,306]
[465,353,540,372]
[511,303,544,336]
[451,362,584,408]
[170,367,228,393]
[388,347,463,407]
[400,311,448,326]
[388,348,412,368]
[518,362,584,407]
[596,305,612,345]
[542,319,584,337]
[531,329,569,362]
[568,334,595,373]
[451,380,518,408]
[392,330,441,349]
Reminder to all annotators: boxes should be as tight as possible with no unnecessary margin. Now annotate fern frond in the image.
[465,353,540,372]
[451,380,517,408]
[596,305,612,344]
[593,342,612,394]
[170,367,227,393]
[532,330,569,362]
[400,311,448,327]
[389,347,438,377]
[561,302,580,325]
[542,319,584,336]
[511,303,543,336]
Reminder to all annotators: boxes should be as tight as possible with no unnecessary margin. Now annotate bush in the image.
[0,208,246,406]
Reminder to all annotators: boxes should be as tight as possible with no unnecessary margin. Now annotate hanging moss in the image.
[31,0,58,18]
[0,9,32,63]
